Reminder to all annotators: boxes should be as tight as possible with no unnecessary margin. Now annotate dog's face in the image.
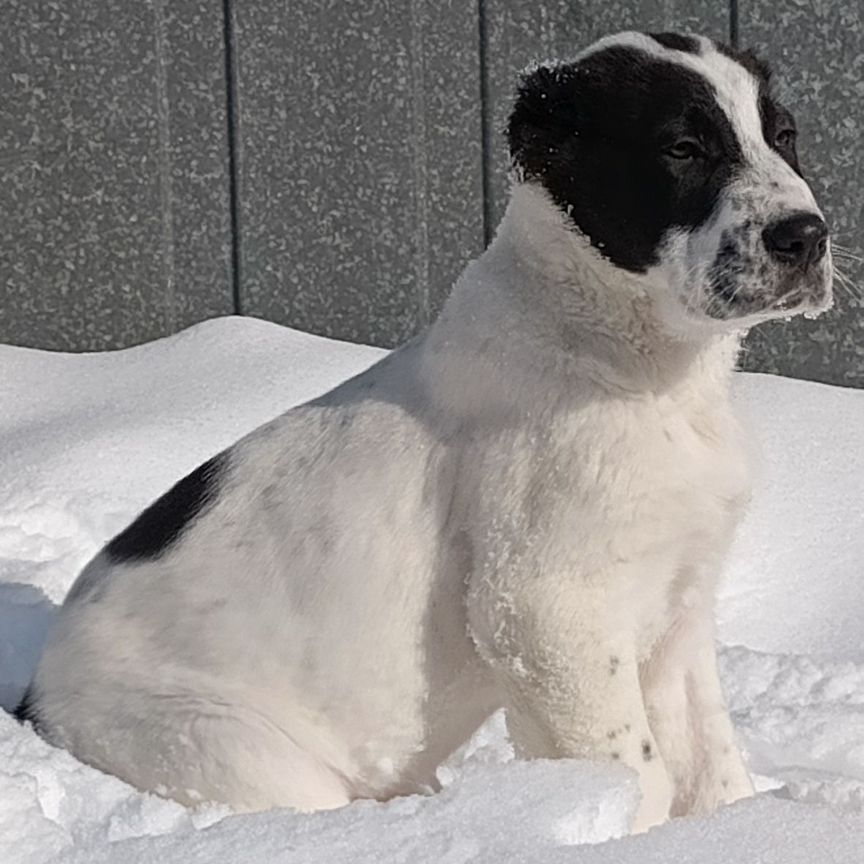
[507,32,833,331]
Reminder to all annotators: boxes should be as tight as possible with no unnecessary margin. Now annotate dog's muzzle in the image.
[763,211,832,313]
[763,212,829,270]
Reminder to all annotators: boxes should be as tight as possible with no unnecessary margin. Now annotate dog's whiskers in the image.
[832,250,864,265]
[832,265,863,304]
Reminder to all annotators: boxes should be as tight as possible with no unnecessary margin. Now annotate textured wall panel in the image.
[738,1,864,386]
[0,0,233,351]
[233,0,484,348]
[482,1,730,232]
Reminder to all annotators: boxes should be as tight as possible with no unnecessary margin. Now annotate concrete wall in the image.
[230,0,484,347]
[735,1,864,384]
[0,0,234,351]
[1,1,861,386]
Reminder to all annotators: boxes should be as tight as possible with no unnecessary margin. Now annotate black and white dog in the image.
[18,32,832,832]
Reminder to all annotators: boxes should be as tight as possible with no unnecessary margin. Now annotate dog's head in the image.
[506,32,833,332]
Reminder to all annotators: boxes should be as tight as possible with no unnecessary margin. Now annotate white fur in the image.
[28,33,832,833]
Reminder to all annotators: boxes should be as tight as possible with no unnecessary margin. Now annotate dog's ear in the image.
[506,63,585,181]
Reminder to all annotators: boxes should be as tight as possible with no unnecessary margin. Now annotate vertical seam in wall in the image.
[730,0,739,49]
[478,0,493,248]
[152,0,177,328]
[222,0,243,315]
[409,0,430,328]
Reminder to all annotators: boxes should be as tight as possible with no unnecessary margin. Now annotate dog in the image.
[17,31,832,833]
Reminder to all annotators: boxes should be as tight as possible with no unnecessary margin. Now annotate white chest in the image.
[473,391,752,591]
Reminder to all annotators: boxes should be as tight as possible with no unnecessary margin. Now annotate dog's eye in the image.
[775,128,797,150]
[664,139,703,160]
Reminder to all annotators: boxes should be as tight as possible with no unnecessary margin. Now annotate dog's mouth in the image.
[702,250,833,323]
[703,278,832,323]
[766,269,834,317]
[732,279,831,320]
[770,288,805,313]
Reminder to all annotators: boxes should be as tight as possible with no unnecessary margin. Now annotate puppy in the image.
[18,31,832,832]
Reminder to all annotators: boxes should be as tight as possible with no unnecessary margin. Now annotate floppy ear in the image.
[506,63,584,181]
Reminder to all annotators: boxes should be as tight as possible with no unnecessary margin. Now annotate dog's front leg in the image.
[467,581,673,833]
[639,603,754,817]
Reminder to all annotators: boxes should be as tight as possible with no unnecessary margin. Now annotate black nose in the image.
[763,213,829,269]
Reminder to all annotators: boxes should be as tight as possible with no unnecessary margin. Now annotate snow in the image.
[1,315,863,863]
[722,374,864,657]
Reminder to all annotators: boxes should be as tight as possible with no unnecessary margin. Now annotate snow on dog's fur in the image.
[17,32,832,832]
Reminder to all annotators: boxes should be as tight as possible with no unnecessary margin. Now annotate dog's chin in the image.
[694,269,834,328]
[745,277,834,324]
[662,280,833,337]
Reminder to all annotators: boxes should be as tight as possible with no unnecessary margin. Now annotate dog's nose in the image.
[763,213,829,269]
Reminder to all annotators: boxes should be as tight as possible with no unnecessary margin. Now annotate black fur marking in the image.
[758,95,801,175]
[507,42,743,272]
[642,740,654,761]
[716,42,802,175]
[12,685,41,731]
[648,32,700,54]
[710,234,744,305]
[707,220,758,316]
[611,751,621,760]
[105,453,228,563]
[609,655,620,675]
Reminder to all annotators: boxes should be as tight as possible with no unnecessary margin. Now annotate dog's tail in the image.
[11,684,40,729]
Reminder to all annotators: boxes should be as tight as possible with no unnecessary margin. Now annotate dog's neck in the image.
[430,183,742,400]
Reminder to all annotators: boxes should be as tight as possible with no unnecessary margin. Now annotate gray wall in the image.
[0,0,234,351]
[1,1,861,386]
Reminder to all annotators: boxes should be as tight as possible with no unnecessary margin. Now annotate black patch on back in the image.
[13,685,42,732]
[507,43,743,272]
[105,452,228,563]
[648,32,699,54]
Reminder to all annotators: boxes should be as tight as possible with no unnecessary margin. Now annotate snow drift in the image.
[1,316,863,862]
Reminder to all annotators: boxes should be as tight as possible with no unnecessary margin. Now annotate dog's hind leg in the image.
[173,710,353,812]
[45,695,352,813]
